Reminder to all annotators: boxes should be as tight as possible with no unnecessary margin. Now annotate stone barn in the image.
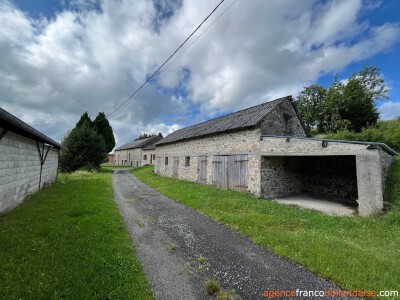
[0,107,62,213]
[142,144,157,165]
[114,135,162,167]
[155,96,396,216]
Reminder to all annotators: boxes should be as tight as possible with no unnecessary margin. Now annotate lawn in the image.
[0,169,152,299]
[132,158,400,296]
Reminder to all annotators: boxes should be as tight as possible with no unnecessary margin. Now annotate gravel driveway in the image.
[112,169,351,300]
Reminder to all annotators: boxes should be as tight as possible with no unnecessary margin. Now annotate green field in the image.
[0,169,152,299]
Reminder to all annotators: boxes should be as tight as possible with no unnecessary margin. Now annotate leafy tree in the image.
[60,122,107,172]
[93,112,115,153]
[294,84,326,133]
[296,65,387,133]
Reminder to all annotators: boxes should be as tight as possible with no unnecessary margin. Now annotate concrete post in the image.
[356,152,384,216]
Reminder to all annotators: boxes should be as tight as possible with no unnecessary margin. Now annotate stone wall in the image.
[260,101,306,137]
[142,149,156,165]
[379,150,395,190]
[260,156,302,198]
[0,129,59,212]
[156,128,262,195]
[115,148,142,166]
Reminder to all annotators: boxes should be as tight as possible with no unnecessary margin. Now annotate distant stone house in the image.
[114,135,162,167]
[0,107,62,213]
[142,144,157,165]
[155,96,397,216]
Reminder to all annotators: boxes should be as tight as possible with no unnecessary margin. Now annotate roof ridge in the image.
[172,96,290,134]
[156,95,292,146]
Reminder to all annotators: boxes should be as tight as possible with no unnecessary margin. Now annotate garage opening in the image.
[261,155,358,213]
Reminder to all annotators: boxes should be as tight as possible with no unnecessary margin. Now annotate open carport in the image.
[260,136,397,216]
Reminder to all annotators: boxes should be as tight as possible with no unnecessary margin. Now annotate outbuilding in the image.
[114,135,162,167]
[0,107,62,212]
[155,96,396,216]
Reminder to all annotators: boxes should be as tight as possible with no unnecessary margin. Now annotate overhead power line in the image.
[106,0,226,117]
[32,0,229,127]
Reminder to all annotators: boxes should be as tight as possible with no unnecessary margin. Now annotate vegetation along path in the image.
[112,169,349,300]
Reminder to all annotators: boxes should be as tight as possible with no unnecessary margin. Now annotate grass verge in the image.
[132,161,400,295]
[0,169,152,299]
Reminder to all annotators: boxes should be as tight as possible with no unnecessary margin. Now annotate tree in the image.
[296,65,387,133]
[135,133,156,140]
[60,122,107,172]
[294,84,326,133]
[76,112,93,128]
[93,112,115,153]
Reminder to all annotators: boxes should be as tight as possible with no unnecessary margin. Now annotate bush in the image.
[326,119,400,151]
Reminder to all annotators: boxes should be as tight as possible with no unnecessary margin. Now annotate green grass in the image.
[132,161,400,295]
[0,169,152,299]
[100,163,133,170]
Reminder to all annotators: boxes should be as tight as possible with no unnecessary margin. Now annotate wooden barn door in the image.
[197,156,207,184]
[212,155,248,191]
[212,156,228,189]
[172,157,179,178]
[228,154,248,192]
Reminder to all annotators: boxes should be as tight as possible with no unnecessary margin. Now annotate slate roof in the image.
[156,96,292,146]
[115,135,162,151]
[143,144,156,151]
[0,106,62,149]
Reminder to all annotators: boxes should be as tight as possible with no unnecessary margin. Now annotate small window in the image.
[283,114,292,135]
[165,157,168,165]
[153,154,156,160]
[143,155,147,160]
[185,156,190,167]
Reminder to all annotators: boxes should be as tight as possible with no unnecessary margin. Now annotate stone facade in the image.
[0,129,59,212]
[156,128,263,194]
[260,100,305,137]
[156,103,307,196]
[114,135,162,167]
[155,99,396,216]
[142,149,156,165]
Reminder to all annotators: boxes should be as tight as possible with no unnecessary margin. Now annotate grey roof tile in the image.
[157,96,291,146]
[115,135,162,151]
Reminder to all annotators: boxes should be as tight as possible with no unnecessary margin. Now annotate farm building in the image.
[142,144,157,165]
[108,153,115,164]
[0,107,62,213]
[155,96,397,216]
[114,135,162,167]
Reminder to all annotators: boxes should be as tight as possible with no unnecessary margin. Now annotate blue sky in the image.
[1,0,400,148]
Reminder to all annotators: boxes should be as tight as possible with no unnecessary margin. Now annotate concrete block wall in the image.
[156,128,262,195]
[0,129,59,213]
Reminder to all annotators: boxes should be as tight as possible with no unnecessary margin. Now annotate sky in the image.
[1,0,400,150]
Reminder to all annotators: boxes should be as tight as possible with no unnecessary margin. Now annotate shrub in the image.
[326,119,400,151]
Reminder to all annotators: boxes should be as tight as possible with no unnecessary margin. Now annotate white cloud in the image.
[0,0,399,148]
[378,101,400,120]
